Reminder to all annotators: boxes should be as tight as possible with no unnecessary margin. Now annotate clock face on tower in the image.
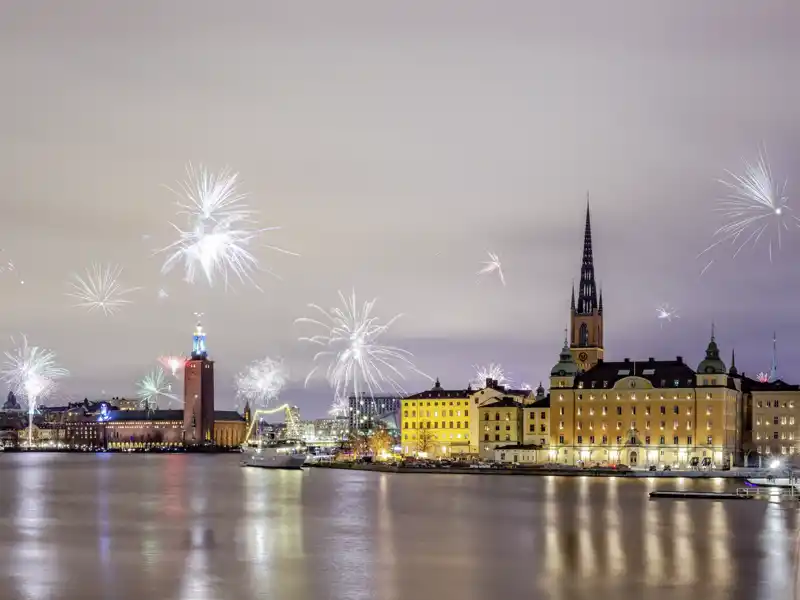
[578,352,588,362]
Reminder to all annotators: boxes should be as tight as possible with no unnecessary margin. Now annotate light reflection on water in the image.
[0,454,797,600]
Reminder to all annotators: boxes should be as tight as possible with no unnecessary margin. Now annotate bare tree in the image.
[416,428,437,455]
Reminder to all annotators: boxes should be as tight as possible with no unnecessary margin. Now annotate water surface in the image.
[0,453,796,600]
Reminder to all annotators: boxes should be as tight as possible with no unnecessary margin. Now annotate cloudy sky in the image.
[0,1,798,417]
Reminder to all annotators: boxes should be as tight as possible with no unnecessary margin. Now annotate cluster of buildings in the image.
[0,322,250,451]
[400,205,799,468]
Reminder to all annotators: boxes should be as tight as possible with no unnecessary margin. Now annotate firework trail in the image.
[477,251,505,285]
[328,395,349,418]
[159,355,186,378]
[158,165,297,289]
[700,149,798,266]
[521,382,533,391]
[472,363,511,388]
[656,304,679,327]
[2,335,69,447]
[296,290,430,415]
[756,372,770,383]
[137,367,178,410]
[157,288,169,300]
[67,263,139,316]
[235,357,288,409]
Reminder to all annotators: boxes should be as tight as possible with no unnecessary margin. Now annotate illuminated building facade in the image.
[348,394,403,431]
[183,319,215,445]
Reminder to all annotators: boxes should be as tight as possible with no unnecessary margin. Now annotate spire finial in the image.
[563,326,568,348]
[769,332,778,382]
[711,321,715,341]
[577,200,598,314]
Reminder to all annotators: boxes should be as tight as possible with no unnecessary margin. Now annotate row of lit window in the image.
[565,405,713,417]
[755,416,795,426]
[403,421,467,430]
[403,400,467,407]
[758,445,796,455]
[576,379,694,390]
[404,409,467,418]
[484,434,513,442]
[756,400,796,409]
[557,434,714,446]
[563,420,713,431]
[485,424,513,432]
[403,433,468,440]
[483,412,512,421]
[755,432,795,441]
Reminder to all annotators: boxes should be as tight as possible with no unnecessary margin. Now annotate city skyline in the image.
[0,1,799,417]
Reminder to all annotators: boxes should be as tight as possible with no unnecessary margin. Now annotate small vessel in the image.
[242,437,307,470]
[745,476,798,489]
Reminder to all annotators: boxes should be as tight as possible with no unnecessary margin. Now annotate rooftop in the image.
[575,357,698,389]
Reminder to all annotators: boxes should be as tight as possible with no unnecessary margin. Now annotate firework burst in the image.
[472,363,511,388]
[158,165,297,289]
[700,149,798,266]
[296,290,429,414]
[137,367,177,410]
[235,357,288,409]
[477,251,505,285]
[67,263,139,316]
[756,372,770,383]
[656,304,679,327]
[2,335,69,446]
[159,355,186,378]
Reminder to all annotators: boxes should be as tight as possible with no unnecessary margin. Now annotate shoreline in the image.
[309,462,753,479]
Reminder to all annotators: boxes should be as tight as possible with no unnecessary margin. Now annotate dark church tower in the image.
[183,319,215,445]
[570,199,604,371]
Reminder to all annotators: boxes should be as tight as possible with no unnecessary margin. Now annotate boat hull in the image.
[745,477,797,489]
[242,452,306,469]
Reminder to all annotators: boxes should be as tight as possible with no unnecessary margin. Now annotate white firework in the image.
[296,290,429,414]
[656,304,679,327]
[2,335,69,446]
[700,149,798,264]
[159,355,186,378]
[521,382,533,391]
[67,263,138,316]
[137,367,177,409]
[235,357,288,408]
[477,251,505,285]
[157,288,169,300]
[472,363,511,388]
[328,395,349,417]
[159,165,296,289]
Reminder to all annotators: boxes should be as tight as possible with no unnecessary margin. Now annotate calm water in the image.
[0,453,797,600]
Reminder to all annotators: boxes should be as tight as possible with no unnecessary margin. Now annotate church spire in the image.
[729,348,738,376]
[769,332,778,382]
[576,194,598,315]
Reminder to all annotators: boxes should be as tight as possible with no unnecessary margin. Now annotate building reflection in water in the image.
[758,503,791,600]
[707,501,732,599]
[643,491,664,587]
[604,476,626,577]
[577,476,597,578]
[671,501,697,586]
[543,476,563,581]
[11,456,60,600]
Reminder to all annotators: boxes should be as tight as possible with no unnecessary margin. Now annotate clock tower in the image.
[183,318,215,445]
[569,199,604,371]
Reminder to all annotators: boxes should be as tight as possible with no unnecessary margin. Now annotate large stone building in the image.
[400,202,800,467]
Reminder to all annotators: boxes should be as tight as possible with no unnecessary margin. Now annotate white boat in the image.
[242,438,307,470]
[745,474,800,489]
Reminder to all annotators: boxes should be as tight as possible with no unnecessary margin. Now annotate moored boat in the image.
[242,438,307,469]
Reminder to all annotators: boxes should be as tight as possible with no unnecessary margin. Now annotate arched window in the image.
[579,322,589,347]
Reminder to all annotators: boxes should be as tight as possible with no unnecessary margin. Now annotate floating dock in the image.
[649,490,750,500]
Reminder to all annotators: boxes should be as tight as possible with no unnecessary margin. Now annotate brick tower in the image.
[183,318,215,445]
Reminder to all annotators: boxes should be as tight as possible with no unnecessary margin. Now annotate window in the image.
[579,322,589,346]
[484,434,489,441]
[559,435,564,444]
[616,436,622,444]
[504,434,510,441]
[673,436,679,445]
[673,380,680,387]
[577,407,583,416]
[577,435,583,444]
[707,435,713,445]
[590,435,595,443]
[774,432,779,440]
[616,421,622,430]
[495,413,500,421]
[631,407,637,415]
[505,425,510,431]
[602,407,608,416]
[495,434,500,441]
[687,436,693,445]
[484,413,489,421]
[540,411,545,419]
[673,420,679,430]
[659,436,665,444]
[645,406,651,416]
[645,435,651,444]
[465,410,469,417]
[602,435,608,444]
[529,424,535,433]
[673,406,679,414]
[403,411,408,418]
[616,406,622,416]
[645,420,651,429]
[560,407,565,416]
[660,421,666,429]
[660,406,666,415]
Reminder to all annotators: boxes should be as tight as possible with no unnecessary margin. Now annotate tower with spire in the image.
[769,332,778,383]
[183,316,216,445]
[569,197,604,371]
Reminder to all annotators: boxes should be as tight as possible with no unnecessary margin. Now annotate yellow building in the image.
[478,398,523,460]
[523,386,550,448]
[747,378,800,460]
[401,378,530,457]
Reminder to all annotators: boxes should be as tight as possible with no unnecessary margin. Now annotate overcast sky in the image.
[0,1,798,417]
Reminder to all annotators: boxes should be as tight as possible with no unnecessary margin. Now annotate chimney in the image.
[597,358,603,364]
[676,356,683,364]
[486,377,493,389]
[623,358,630,363]
[648,357,654,362]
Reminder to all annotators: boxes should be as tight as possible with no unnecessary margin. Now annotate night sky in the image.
[1,1,798,417]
